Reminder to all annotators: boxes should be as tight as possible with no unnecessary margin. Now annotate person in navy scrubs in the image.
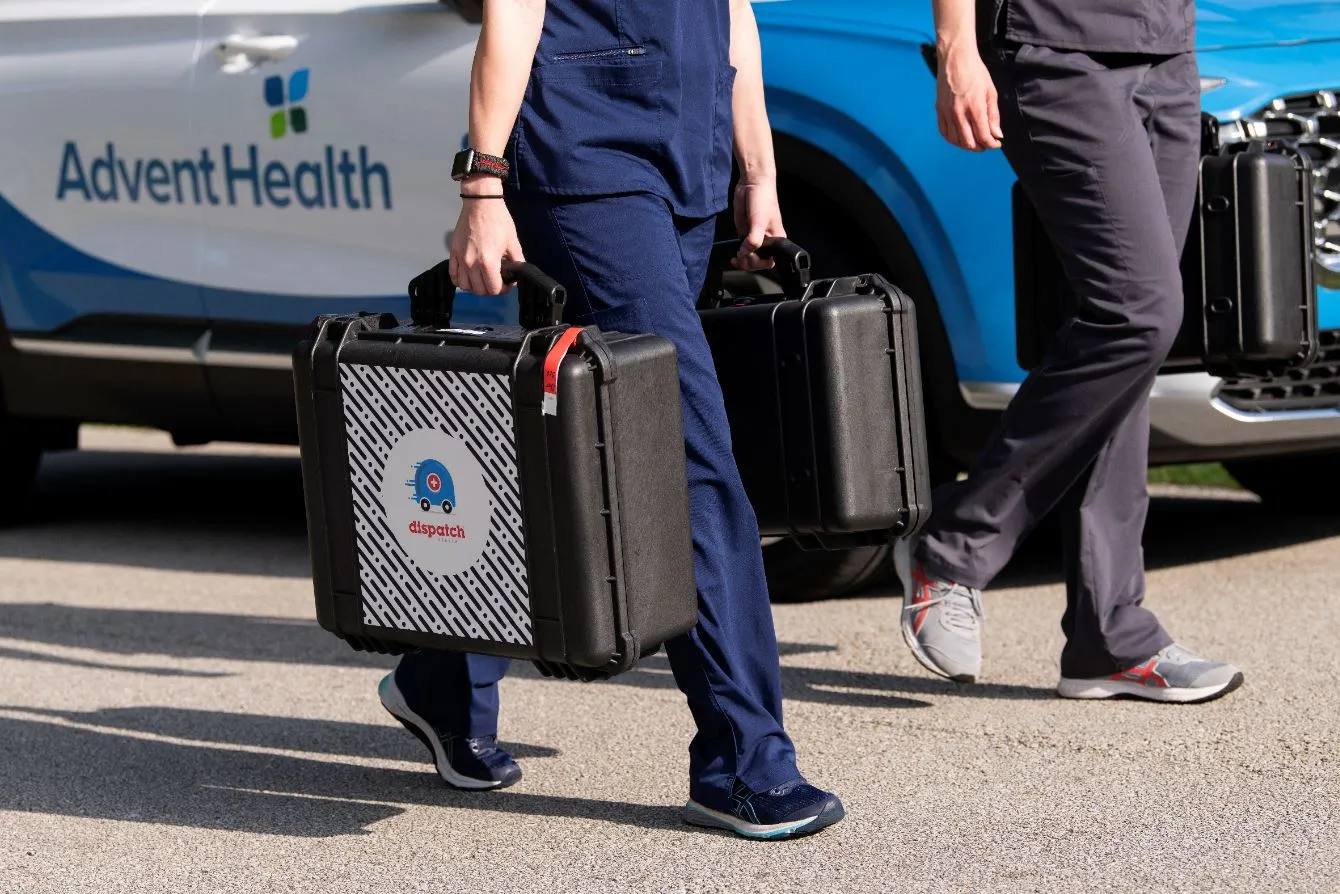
[374,0,845,839]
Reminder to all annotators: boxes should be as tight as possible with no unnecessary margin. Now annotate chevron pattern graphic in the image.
[339,362,532,646]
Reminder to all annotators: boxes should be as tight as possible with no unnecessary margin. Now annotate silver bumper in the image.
[960,373,1340,450]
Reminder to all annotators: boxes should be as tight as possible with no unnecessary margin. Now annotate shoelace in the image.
[465,736,515,769]
[1158,644,1193,664]
[903,582,982,635]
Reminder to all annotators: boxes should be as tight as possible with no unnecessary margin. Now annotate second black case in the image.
[699,242,932,546]
[1184,142,1317,378]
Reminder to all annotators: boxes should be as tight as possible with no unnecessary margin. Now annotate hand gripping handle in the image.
[408,260,567,330]
[699,237,812,308]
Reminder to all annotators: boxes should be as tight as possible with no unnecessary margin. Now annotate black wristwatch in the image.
[451,148,509,181]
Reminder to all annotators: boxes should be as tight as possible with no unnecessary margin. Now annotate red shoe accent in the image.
[910,565,935,634]
[1110,656,1169,688]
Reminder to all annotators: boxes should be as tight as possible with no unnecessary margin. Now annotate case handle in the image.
[700,237,812,308]
[408,260,567,330]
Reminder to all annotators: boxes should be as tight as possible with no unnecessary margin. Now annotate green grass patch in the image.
[1147,462,1241,489]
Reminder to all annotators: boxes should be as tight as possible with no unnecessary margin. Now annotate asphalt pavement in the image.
[0,428,1337,893]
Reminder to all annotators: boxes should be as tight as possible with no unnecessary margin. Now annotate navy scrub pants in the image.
[916,44,1202,677]
[394,191,801,803]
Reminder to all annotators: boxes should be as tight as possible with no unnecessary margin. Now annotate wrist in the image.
[935,32,977,58]
[460,173,505,196]
[734,162,776,186]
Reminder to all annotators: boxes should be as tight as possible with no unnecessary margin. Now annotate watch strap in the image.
[454,148,509,181]
[469,151,509,178]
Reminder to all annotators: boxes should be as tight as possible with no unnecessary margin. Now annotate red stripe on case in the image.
[541,327,582,416]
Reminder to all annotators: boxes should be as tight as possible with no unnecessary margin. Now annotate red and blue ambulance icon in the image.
[407,459,456,513]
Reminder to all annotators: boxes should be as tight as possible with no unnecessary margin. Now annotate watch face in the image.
[451,149,473,181]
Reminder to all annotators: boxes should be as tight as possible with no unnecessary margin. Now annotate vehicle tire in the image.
[442,500,453,513]
[1223,454,1338,510]
[0,434,42,526]
[419,498,431,512]
[763,538,893,603]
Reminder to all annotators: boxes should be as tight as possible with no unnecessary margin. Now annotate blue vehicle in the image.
[410,459,456,514]
[742,0,1340,596]
[1,0,1337,598]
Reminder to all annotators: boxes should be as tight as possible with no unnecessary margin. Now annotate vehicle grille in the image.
[1219,89,1340,289]
[1216,329,1340,413]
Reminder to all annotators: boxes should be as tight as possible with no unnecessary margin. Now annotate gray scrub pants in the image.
[916,42,1202,678]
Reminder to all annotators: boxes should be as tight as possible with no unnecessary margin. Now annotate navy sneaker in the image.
[684,779,845,840]
[378,672,522,790]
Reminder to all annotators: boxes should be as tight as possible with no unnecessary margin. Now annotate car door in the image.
[191,0,511,325]
[192,0,505,436]
[0,0,215,426]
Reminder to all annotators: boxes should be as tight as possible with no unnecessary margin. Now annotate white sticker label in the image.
[381,428,493,577]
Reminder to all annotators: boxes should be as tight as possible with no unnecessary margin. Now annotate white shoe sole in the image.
[379,676,503,790]
[1057,672,1244,704]
[682,801,833,840]
[893,539,975,684]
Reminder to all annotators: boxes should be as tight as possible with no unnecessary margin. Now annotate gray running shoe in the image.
[1057,644,1244,703]
[893,538,984,683]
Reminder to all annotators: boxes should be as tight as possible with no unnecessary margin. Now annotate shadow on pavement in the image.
[6,450,1340,585]
[0,645,230,679]
[0,602,396,670]
[0,449,310,578]
[995,492,1340,590]
[0,599,1051,705]
[609,653,1048,707]
[5,705,560,764]
[0,709,673,838]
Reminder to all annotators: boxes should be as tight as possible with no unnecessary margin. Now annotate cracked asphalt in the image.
[0,428,1336,893]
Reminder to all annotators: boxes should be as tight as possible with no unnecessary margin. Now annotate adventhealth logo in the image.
[266,68,310,139]
[54,68,392,212]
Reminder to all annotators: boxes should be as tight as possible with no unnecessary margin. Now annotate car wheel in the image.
[1224,454,1338,510]
[763,538,892,603]
[0,433,42,526]
[442,500,453,513]
[419,498,431,512]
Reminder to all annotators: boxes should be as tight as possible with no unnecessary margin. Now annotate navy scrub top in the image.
[982,0,1195,54]
[505,0,736,219]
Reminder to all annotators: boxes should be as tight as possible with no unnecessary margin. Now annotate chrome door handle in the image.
[215,34,299,71]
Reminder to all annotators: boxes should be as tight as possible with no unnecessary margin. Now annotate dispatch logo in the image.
[266,68,310,139]
[406,459,467,540]
[383,430,492,575]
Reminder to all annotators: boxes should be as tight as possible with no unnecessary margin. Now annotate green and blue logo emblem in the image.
[265,68,310,139]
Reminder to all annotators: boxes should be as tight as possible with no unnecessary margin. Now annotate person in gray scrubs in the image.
[893,0,1245,703]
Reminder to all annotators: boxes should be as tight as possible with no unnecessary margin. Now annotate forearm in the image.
[468,0,546,158]
[729,0,775,183]
[452,0,540,292]
[932,0,977,55]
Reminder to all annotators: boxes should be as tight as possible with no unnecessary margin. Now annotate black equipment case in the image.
[1015,124,1317,379]
[698,240,932,547]
[294,262,698,680]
